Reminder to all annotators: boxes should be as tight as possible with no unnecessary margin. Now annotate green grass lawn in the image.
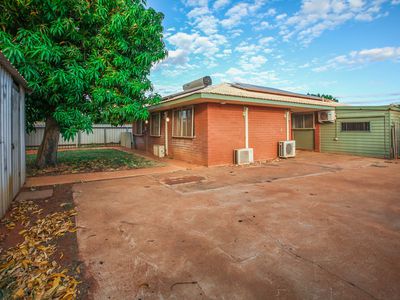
[27,149,159,177]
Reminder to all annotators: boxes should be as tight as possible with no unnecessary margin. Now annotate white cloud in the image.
[229,29,243,37]
[254,21,274,30]
[249,55,268,65]
[220,0,267,28]
[197,15,220,35]
[259,36,274,45]
[187,6,209,18]
[154,31,228,75]
[214,0,230,9]
[313,46,400,72]
[349,0,364,9]
[213,67,280,85]
[266,8,276,16]
[235,41,261,54]
[187,6,220,35]
[279,0,393,44]
[275,13,287,20]
[184,0,208,7]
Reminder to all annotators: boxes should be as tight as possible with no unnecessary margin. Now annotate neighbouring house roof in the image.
[334,105,400,112]
[0,51,31,91]
[152,83,341,111]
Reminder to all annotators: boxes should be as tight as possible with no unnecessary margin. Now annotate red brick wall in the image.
[132,103,209,166]
[207,103,245,166]
[206,103,287,165]
[170,103,208,165]
[133,102,289,166]
[248,106,287,161]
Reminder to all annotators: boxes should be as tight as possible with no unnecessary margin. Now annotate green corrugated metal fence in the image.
[320,106,399,159]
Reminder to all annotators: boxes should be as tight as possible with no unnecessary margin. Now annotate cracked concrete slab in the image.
[16,189,53,201]
[74,152,400,299]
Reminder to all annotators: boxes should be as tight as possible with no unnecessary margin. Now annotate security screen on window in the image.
[292,114,314,129]
[341,122,370,132]
[134,120,143,135]
[150,113,161,136]
[173,107,194,137]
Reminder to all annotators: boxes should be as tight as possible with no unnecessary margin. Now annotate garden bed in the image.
[27,149,159,177]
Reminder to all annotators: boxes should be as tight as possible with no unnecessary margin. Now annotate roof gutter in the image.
[150,92,337,111]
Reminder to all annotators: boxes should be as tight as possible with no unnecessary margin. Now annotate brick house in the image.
[132,78,339,166]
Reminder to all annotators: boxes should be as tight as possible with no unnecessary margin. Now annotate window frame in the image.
[172,106,195,138]
[133,120,144,136]
[341,121,371,132]
[150,112,161,137]
[292,113,315,129]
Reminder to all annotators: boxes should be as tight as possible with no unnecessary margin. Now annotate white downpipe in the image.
[164,112,169,156]
[244,106,249,148]
[285,111,290,141]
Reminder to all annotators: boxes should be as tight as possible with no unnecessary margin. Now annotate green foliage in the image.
[308,93,339,102]
[0,0,167,139]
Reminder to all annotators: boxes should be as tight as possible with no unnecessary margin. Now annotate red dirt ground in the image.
[73,152,400,300]
[0,185,90,299]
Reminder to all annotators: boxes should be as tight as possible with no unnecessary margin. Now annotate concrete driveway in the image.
[73,152,400,300]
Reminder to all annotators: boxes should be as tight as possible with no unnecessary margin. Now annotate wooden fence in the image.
[26,124,132,149]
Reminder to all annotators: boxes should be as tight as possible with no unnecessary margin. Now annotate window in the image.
[150,112,161,136]
[134,120,144,135]
[292,113,314,129]
[173,107,194,138]
[341,122,370,132]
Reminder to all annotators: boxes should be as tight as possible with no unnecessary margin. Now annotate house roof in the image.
[0,51,31,91]
[152,83,340,111]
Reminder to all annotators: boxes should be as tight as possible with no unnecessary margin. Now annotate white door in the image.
[11,85,20,198]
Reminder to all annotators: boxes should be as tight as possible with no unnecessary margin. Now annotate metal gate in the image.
[392,123,400,159]
[292,113,315,150]
[11,84,20,198]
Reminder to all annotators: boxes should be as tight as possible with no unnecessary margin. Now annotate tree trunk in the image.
[36,117,60,168]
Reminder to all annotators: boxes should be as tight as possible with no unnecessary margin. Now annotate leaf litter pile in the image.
[0,186,85,299]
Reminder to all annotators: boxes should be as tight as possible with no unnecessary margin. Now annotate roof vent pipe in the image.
[182,76,212,91]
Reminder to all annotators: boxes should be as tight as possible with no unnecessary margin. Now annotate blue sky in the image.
[147,0,400,105]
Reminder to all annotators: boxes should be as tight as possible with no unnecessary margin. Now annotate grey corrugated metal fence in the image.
[26,124,132,149]
[1,65,26,218]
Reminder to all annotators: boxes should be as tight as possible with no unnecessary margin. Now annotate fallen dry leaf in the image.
[0,199,79,299]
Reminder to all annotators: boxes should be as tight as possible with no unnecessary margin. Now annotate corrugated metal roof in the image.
[230,83,325,101]
[0,51,31,91]
[160,83,340,108]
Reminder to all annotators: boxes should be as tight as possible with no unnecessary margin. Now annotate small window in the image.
[292,113,314,129]
[341,122,370,132]
[173,107,194,138]
[134,120,144,135]
[150,113,161,136]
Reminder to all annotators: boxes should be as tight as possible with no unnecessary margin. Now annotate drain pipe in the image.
[244,106,249,148]
[285,110,290,141]
[164,112,169,156]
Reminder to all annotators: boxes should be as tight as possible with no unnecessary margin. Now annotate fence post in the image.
[77,132,81,148]
[104,128,107,146]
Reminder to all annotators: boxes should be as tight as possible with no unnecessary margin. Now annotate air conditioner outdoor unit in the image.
[153,145,165,158]
[279,141,296,158]
[234,148,254,165]
[318,110,336,123]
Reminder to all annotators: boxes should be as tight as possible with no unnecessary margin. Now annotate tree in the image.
[0,0,167,168]
[307,93,339,102]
